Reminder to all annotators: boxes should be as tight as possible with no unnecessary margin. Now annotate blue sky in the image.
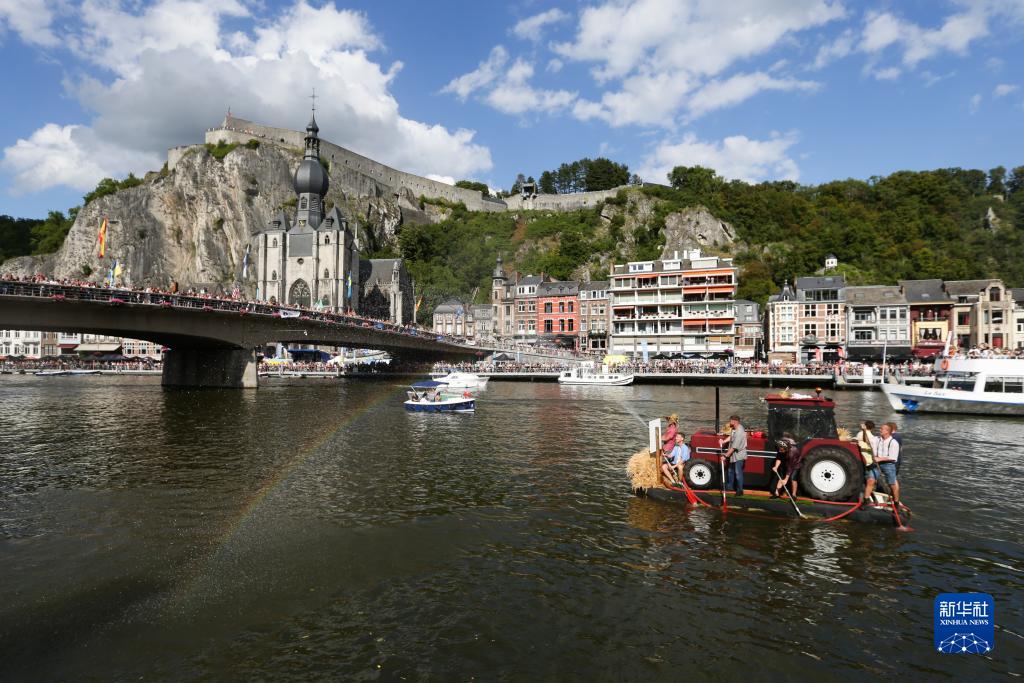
[1,0,1022,219]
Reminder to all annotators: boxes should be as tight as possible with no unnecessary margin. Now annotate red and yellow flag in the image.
[97,217,108,258]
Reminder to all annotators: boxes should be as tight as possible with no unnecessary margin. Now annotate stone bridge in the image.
[0,282,482,388]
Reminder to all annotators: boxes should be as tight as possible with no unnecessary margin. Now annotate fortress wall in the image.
[204,116,506,212]
[504,187,626,211]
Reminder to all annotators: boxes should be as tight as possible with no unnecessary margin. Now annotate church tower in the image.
[293,114,328,229]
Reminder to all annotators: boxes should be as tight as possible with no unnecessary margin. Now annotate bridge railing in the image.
[0,280,474,349]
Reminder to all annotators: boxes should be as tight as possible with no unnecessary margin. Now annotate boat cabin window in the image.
[985,376,1024,393]
[942,372,977,391]
[767,405,838,443]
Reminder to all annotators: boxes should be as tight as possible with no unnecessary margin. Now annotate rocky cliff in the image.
[1,142,413,290]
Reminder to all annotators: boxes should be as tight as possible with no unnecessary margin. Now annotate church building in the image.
[254,113,361,313]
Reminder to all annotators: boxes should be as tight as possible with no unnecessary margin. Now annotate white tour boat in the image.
[882,356,1024,416]
[557,365,634,386]
[404,381,476,413]
[430,371,490,389]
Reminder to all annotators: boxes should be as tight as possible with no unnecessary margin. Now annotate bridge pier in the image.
[162,348,258,389]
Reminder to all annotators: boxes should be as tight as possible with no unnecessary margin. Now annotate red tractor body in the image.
[684,394,866,501]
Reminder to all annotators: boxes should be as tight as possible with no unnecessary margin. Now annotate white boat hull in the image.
[431,373,489,389]
[882,384,1024,416]
[558,375,634,386]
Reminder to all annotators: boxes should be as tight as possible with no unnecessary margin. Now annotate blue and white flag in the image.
[346,272,352,300]
[241,244,251,279]
[280,309,300,319]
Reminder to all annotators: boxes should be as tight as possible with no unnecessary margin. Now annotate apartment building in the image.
[513,274,550,343]
[945,279,1015,349]
[899,279,954,357]
[733,299,762,359]
[536,281,579,349]
[794,275,846,363]
[0,329,42,358]
[609,250,736,357]
[844,286,911,361]
[1013,288,1024,350]
[490,256,516,339]
[765,282,798,361]
[579,281,610,355]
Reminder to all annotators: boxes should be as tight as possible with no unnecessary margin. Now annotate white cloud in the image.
[993,83,1018,97]
[969,93,981,114]
[440,45,508,100]
[813,28,854,69]
[426,174,455,185]
[637,131,801,184]
[0,0,58,46]
[546,58,563,73]
[554,0,844,81]
[1,124,161,194]
[872,66,901,81]
[2,0,493,196]
[484,59,576,116]
[512,8,569,41]
[550,0,842,127]
[687,72,818,119]
[859,6,992,73]
[573,68,693,127]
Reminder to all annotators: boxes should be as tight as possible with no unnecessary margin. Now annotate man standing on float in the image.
[719,414,748,497]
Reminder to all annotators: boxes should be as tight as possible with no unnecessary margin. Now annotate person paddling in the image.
[661,432,690,487]
[864,423,900,503]
[661,413,679,456]
[718,415,747,497]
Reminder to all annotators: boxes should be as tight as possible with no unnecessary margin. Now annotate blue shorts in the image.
[878,462,898,484]
[866,465,880,481]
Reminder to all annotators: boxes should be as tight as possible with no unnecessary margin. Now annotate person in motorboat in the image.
[661,413,679,455]
[433,392,442,403]
[772,434,802,499]
[718,415,747,497]
[661,432,689,486]
[864,423,901,504]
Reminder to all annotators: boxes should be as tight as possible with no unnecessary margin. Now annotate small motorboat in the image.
[558,365,633,386]
[430,371,490,389]
[404,381,475,413]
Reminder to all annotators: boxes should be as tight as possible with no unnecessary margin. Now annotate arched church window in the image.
[324,269,330,279]
[271,238,277,247]
[324,235,330,245]
[300,197,308,209]
[271,270,277,280]
[289,279,311,308]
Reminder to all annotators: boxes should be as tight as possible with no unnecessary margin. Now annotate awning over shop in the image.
[75,343,122,353]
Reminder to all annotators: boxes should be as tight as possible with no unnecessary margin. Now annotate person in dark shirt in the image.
[773,433,803,499]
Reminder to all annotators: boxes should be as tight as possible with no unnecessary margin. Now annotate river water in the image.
[0,376,1021,680]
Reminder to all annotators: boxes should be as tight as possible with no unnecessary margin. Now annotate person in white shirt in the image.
[864,423,900,503]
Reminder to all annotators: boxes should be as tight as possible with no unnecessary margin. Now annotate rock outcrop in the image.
[1,142,428,289]
[660,206,735,257]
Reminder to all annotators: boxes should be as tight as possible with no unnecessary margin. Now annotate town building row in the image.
[0,332,165,361]
[433,252,1024,361]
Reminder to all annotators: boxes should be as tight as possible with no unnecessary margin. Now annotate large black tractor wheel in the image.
[799,446,863,502]
[683,459,717,490]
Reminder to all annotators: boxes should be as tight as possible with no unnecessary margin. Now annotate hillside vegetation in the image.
[399,165,1024,318]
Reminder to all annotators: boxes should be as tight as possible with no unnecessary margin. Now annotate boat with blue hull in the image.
[404,380,476,413]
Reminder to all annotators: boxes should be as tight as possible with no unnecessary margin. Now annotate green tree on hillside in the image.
[455,180,489,197]
[583,157,630,191]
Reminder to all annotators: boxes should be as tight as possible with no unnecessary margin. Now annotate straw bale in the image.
[627,449,663,491]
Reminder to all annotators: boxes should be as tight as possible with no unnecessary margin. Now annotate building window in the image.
[581,304,588,315]
[568,320,574,332]
[559,320,565,332]
[990,287,1001,302]
[803,323,817,337]
[558,302,565,313]
[993,311,1004,324]
[544,302,552,313]
[544,320,553,333]
[827,323,840,339]
[300,197,308,209]
[826,303,839,316]
[854,329,873,341]
[518,302,526,313]
[325,235,330,245]
[958,312,970,326]
[271,270,277,281]
[271,238,278,247]
[528,320,536,331]
[568,301,574,313]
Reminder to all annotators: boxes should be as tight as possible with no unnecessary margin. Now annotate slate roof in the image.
[1011,288,1024,305]
[845,285,907,307]
[733,299,760,322]
[898,279,952,304]
[362,258,405,286]
[795,275,845,290]
[580,280,609,291]
[537,281,579,297]
[943,279,1002,296]
[433,299,464,314]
